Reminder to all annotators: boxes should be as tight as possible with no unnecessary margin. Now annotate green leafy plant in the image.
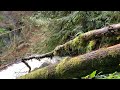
[82,70,97,79]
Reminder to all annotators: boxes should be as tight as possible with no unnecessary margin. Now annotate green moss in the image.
[55,57,70,78]
[55,57,81,78]
[53,34,88,56]
[55,55,101,79]
[71,34,84,48]
[86,40,96,52]
[18,67,48,79]
[19,44,120,79]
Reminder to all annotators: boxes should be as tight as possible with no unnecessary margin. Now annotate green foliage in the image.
[30,11,120,54]
[0,28,7,34]
[86,40,96,52]
[95,72,120,79]
[82,70,97,79]
[20,11,120,79]
[33,11,73,19]
[89,70,97,78]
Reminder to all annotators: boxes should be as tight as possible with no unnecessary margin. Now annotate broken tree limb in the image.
[21,60,31,73]
[21,51,54,61]
[18,43,120,79]
[21,51,54,72]
[81,23,120,41]
[21,23,120,61]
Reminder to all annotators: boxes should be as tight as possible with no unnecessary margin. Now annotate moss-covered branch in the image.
[53,23,120,56]
[21,23,120,61]
[18,43,120,79]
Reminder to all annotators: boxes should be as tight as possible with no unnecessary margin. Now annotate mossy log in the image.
[53,23,120,56]
[18,43,120,79]
[21,23,120,61]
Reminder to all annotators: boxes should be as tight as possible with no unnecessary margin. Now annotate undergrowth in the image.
[30,11,120,54]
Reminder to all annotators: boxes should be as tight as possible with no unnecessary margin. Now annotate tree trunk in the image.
[18,43,120,79]
[21,23,120,61]
[53,23,120,56]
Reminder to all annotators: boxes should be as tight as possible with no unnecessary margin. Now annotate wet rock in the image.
[40,62,50,68]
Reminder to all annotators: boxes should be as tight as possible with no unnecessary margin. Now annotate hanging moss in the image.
[86,40,96,52]
[53,34,86,56]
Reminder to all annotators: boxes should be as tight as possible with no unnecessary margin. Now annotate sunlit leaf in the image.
[89,70,97,78]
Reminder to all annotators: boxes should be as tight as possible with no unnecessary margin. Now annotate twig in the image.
[21,60,31,73]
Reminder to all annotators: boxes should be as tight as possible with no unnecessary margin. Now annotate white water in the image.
[0,56,62,79]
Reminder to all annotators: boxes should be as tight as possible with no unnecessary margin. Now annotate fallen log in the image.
[21,23,120,61]
[18,43,120,79]
[53,23,120,56]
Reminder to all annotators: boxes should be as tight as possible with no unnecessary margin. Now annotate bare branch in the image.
[21,60,31,73]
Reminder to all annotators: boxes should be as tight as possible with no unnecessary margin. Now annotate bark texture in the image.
[53,23,120,56]
[18,43,120,79]
[21,23,120,61]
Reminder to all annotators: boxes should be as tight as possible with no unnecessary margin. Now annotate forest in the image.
[0,11,120,79]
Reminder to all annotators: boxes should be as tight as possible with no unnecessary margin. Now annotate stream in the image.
[0,56,63,79]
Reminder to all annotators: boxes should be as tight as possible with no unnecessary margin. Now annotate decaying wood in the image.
[18,43,120,79]
[53,23,120,56]
[81,23,120,41]
[21,51,54,61]
[20,51,53,72]
[21,51,54,72]
[21,23,120,61]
